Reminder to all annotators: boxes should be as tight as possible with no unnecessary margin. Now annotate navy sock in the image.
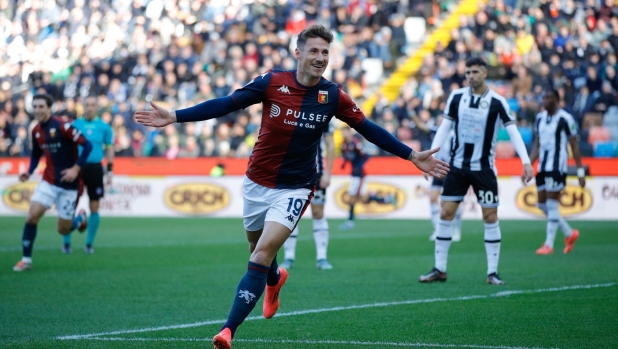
[221,262,269,337]
[267,255,280,286]
[22,223,37,258]
[349,203,355,221]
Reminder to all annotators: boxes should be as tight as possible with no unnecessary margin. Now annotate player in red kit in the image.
[13,94,92,272]
[135,25,449,349]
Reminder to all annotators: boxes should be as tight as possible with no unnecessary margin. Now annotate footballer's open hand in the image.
[135,101,176,128]
[409,148,450,178]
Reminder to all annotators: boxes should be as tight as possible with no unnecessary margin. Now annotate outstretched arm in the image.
[353,119,449,177]
[135,97,240,127]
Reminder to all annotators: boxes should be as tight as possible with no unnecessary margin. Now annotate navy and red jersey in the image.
[230,70,366,189]
[31,116,90,190]
[341,136,369,178]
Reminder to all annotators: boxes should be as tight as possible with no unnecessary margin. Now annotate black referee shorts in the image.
[441,167,499,208]
[81,163,105,200]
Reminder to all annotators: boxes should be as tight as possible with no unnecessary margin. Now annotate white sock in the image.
[538,202,572,237]
[22,257,32,264]
[545,199,560,249]
[453,205,462,231]
[484,221,501,275]
[430,202,440,232]
[435,219,452,272]
[284,226,299,261]
[313,218,329,261]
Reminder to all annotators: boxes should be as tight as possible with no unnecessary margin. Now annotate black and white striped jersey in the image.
[533,108,578,174]
[316,121,334,174]
[443,87,515,171]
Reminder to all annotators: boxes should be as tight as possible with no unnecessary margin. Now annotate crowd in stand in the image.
[371,0,618,157]
[0,0,440,158]
[1,0,617,159]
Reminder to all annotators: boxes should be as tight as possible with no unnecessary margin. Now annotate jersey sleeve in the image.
[496,97,516,126]
[443,92,458,121]
[563,113,578,138]
[230,71,273,109]
[60,122,88,145]
[335,87,366,127]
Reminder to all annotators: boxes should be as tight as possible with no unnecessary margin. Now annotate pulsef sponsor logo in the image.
[2,181,38,211]
[516,184,592,216]
[164,183,230,214]
[334,182,405,214]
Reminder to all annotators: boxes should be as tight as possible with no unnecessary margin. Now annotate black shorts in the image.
[431,176,444,188]
[313,174,326,206]
[536,171,566,192]
[441,167,499,208]
[82,163,105,200]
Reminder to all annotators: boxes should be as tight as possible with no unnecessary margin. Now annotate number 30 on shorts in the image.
[286,198,305,216]
[477,190,498,205]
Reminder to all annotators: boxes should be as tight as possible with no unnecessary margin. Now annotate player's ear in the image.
[294,47,301,60]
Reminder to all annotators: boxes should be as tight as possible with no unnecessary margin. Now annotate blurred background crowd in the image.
[0,0,617,159]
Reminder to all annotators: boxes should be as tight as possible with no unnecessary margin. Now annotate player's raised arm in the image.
[336,89,449,178]
[136,72,273,127]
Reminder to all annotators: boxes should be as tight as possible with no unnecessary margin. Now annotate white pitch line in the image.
[82,337,559,349]
[57,283,615,340]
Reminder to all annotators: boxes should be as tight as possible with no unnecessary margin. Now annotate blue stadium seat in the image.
[518,127,533,144]
[497,128,510,141]
[593,142,617,157]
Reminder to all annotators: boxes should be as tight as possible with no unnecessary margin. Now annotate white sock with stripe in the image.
[284,226,299,261]
[545,199,560,249]
[538,202,573,238]
[313,218,329,261]
[484,221,501,275]
[430,202,440,232]
[435,219,452,272]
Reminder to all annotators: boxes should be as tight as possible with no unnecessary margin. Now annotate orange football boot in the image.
[212,328,232,349]
[536,244,554,255]
[564,229,580,254]
[263,267,288,319]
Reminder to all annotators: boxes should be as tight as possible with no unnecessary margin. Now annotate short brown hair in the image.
[297,25,334,50]
[33,94,53,107]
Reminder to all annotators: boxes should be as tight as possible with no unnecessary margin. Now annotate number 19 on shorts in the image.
[287,198,304,216]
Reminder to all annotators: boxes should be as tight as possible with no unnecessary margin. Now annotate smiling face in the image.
[32,97,51,123]
[295,36,330,83]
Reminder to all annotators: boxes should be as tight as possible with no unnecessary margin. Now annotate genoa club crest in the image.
[318,90,328,104]
[49,128,56,138]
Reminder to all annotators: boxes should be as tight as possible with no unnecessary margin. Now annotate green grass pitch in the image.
[1,217,617,349]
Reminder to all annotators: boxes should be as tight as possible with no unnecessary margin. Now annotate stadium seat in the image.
[497,128,510,141]
[588,126,611,144]
[609,126,618,142]
[593,142,617,157]
[495,142,515,158]
[361,58,384,85]
[518,127,533,145]
[603,106,618,127]
[404,17,427,44]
